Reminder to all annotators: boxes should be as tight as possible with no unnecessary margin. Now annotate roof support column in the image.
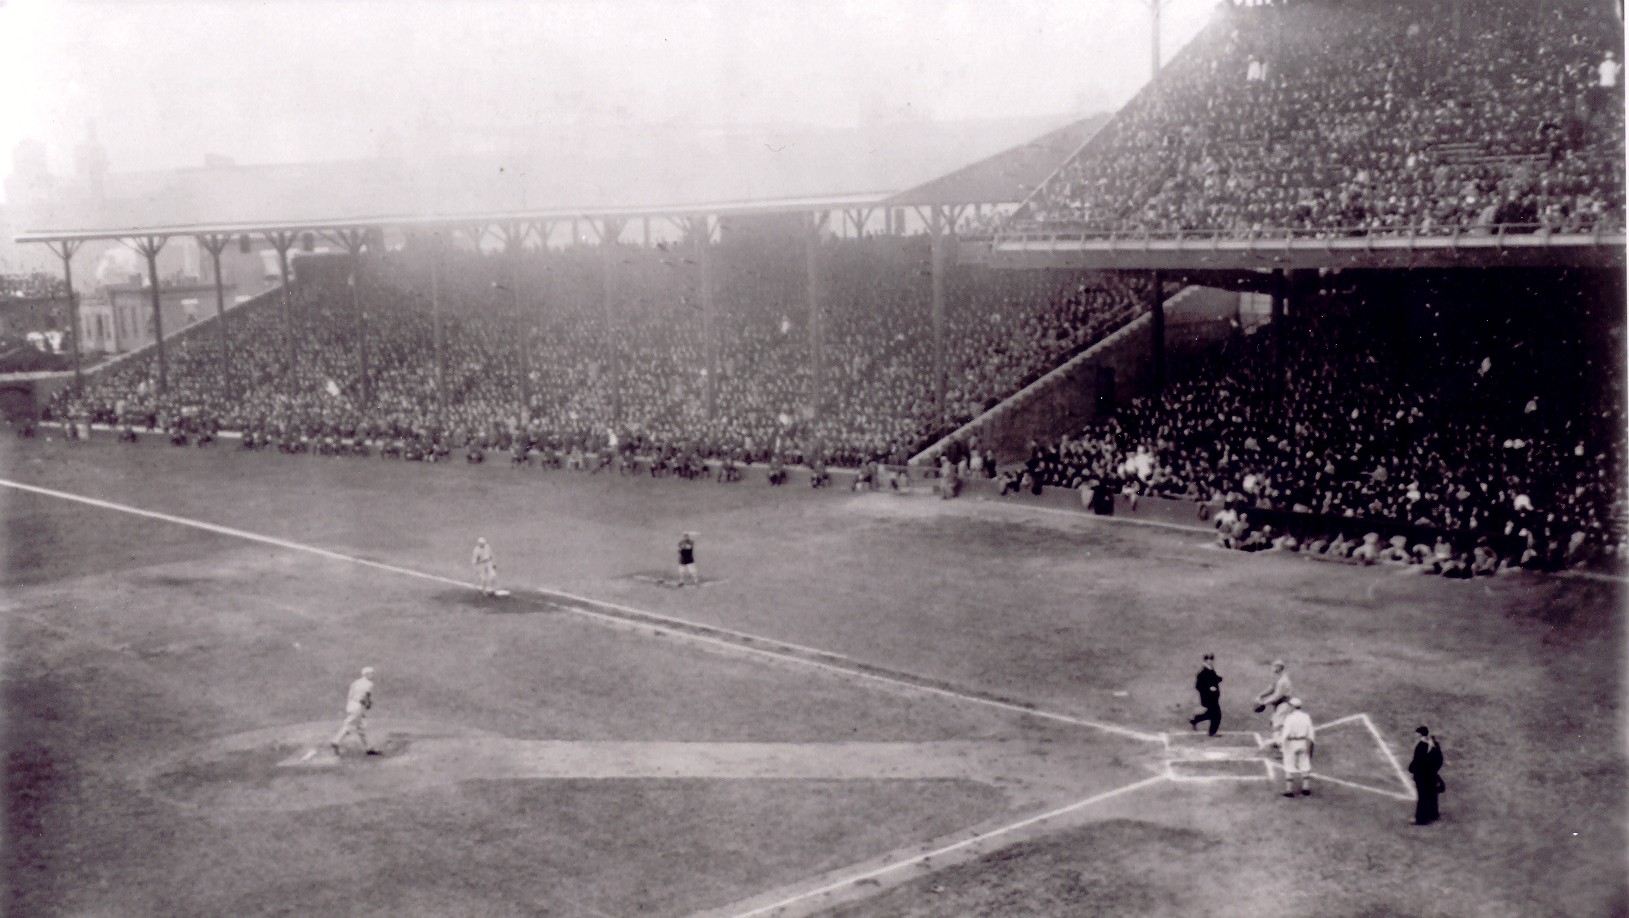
[197,233,234,399]
[429,232,446,427]
[1270,268,1286,401]
[265,231,300,388]
[499,222,532,425]
[133,235,169,394]
[46,240,84,393]
[327,228,373,405]
[1149,270,1166,396]
[806,211,827,421]
[595,217,626,423]
[929,205,947,429]
[696,216,718,421]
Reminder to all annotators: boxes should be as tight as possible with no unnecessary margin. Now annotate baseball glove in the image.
[1253,704,1266,713]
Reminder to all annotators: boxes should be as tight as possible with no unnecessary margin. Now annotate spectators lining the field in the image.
[1031,269,1626,569]
[1017,0,1625,237]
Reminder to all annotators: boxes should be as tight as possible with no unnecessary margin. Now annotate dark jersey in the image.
[678,538,695,565]
[1195,667,1222,700]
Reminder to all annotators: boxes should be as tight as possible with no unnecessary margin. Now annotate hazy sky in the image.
[0,0,1214,190]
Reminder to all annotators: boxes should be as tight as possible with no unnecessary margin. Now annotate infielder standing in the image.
[331,666,379,757]
[1255,660,1293,747]
[473,537,498,596]
[676,532,700,587]
[1277,697,1315,797]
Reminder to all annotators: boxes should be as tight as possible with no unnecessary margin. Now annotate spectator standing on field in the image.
[1409,725,1445,825]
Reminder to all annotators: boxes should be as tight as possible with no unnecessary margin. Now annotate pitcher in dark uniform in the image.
[676,532,700,587]
[1189,653,1223,736]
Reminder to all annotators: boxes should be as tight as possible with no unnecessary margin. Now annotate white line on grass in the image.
[1317,713,1367,730]
[1360,712,1418,798]
[1263,761,1415,802]
[0,477,1161,744]
[727,775,1169,918]
[537,598,1160,741]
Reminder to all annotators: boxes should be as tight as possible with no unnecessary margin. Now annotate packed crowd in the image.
[1,273,69,300]
[1015,269,1626,568]
[1018,0,1625,236]
[45,237,1145,467]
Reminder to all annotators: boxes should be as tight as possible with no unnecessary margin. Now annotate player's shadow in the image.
[432,588,543,612]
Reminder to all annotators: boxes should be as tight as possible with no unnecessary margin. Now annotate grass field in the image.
[3,433,1625,917]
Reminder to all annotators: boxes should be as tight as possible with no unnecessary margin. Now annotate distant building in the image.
[79,281,233,354]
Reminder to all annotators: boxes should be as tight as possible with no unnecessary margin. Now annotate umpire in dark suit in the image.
[1189,653,1223,736]
[1409,726,1445,825]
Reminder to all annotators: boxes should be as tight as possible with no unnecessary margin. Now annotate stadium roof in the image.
[17,115,1090,243]
[885,114,1108,208]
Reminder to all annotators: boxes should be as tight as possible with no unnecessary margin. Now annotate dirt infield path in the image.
[141,718,1108,813]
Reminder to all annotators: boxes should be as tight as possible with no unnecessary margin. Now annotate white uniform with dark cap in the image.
[1277,697,1315,796]
[473,538,497,594]
[1257,660,1293,744]
[331,667,377,755]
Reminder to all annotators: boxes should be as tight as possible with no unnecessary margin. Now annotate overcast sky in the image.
[0,0,1214,190]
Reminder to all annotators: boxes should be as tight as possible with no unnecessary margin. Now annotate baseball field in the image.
[3,432,1624,917]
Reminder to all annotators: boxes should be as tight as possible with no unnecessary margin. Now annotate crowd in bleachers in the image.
[44,236,1145,468]
[1019,0,1625,236]
[1016,269,1626,569]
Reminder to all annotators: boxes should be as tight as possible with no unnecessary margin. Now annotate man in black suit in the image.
[1189,653,1223,737]
[1408,725,1445,825]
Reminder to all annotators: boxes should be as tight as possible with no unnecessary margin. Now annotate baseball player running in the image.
[473,537,498,596]
[1255,660,1294,747]
[331,666,379,757]
[1277,697,1315,796]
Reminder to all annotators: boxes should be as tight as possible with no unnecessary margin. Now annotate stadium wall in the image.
[918,285,1241,466]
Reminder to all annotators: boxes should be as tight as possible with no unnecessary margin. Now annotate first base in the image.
[493,589,511,598]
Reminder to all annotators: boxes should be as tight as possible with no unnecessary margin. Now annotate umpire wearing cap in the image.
[1188,653,1223,736]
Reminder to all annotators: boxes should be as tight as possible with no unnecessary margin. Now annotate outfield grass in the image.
[3,433,1624,917]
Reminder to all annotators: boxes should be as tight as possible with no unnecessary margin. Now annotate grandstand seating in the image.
[49,239,1146,466]
[1028,269,1626,569]
[1015,0,1625,237]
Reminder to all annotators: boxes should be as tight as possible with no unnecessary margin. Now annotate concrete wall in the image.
[919,285,1244,466]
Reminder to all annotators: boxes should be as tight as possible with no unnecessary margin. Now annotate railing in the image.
[991,221,1628,251]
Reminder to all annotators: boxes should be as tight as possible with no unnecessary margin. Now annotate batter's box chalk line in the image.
[1161,731,1273,782]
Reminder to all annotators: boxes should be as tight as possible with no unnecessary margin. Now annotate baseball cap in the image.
[1289,697,1303,708]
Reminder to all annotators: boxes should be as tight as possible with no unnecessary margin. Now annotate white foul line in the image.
[0,477,1161,744]
[1316,713,1367,730]
[1263,762,1415,802]
[1360,712,1418,798]
[727,775,1169,918]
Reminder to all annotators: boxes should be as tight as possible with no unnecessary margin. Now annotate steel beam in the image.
[197,233,234,398]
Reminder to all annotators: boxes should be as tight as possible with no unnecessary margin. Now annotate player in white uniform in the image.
[330,666,378,756]
[1276,697,1315,797]
[1255,660,1294,747]
[473,537,498,596]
